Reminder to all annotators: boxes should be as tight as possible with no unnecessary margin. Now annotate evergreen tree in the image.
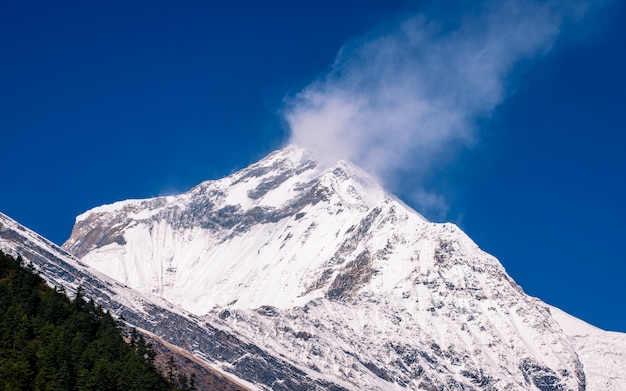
[0,251,182,391]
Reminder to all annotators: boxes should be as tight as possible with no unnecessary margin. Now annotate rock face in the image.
[3,145,625,390]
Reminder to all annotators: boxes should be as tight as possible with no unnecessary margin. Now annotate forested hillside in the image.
[0,250,191,391]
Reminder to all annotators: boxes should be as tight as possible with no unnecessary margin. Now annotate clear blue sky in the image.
[1,1,625,332]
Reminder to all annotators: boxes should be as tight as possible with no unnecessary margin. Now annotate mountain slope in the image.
[1,211,355,390]
[58,145,615,390]
[550,306,626,390]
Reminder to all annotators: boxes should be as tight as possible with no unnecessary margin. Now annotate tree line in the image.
[0,250,194,390]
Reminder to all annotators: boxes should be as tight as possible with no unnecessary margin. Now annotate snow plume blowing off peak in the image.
[285,0,601,218]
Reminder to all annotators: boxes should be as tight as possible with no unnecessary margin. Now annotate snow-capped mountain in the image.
[57,144,626,390]
[3,145,624,390]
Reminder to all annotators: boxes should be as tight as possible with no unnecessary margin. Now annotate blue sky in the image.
[1,1,625,332]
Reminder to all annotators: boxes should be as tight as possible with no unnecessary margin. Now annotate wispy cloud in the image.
[284,0,601,219]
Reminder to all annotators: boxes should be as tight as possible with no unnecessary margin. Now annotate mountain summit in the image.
[49,145,620,389]
[63,145,412,313]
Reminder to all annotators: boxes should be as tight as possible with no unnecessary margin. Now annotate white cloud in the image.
[284,0,600,218]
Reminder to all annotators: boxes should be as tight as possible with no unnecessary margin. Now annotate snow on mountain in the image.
[63,145,404,313]
[550,305,626,390]
[59,145,626,390]
[0,211,354,390]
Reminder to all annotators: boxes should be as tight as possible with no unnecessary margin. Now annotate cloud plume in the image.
[285,0,598,218]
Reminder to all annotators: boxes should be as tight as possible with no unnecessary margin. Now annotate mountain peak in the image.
[62,145,410,311]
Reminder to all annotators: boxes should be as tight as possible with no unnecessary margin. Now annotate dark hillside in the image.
[0,250,189,391]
